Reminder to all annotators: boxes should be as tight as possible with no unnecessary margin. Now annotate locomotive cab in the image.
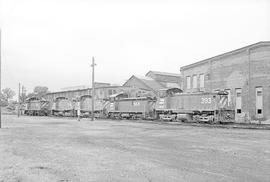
[155,88,183,121]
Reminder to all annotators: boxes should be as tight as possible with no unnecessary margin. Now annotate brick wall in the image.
[180,43,270,121]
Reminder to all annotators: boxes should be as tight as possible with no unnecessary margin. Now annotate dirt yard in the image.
[0,115,269,182]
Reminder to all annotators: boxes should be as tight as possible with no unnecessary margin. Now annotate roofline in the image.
[46,85,126,95]
[180,41,270,71]
[146,70,181,77]
[123,75,161,94]
[123,75,154,92]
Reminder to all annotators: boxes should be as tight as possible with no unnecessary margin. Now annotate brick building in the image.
[180,41,270,122]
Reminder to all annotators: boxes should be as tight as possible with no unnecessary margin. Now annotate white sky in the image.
[1,0,270,96]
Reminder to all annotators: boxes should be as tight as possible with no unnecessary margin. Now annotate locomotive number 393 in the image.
[201,98,212,104]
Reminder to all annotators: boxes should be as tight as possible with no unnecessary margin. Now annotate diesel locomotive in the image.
[23,88,235,123]
[155,88,234,123]
[24,97,49,116]
[106,92,156,120]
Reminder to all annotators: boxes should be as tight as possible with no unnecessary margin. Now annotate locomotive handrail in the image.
[118,96,155,101]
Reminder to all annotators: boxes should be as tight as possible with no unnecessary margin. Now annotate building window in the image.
[256,87,263,117]
[193,75,197,89]
[199,74,204,88]
[235,88,242,115]
[257,90,262,96]
[225,89,231,106]
[186,76,191,89]
[237,109,242,114]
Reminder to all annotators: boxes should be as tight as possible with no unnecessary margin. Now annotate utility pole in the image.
[0,29,2,128]
[91,57,96,121]
[17,83,21,117]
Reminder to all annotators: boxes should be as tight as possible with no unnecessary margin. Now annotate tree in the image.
[27,86,49,99]
[0,93,8,106]
[34,86,49,97]
[1,88,16,102]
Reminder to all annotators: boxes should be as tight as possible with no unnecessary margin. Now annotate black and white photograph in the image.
[0,0,270,181]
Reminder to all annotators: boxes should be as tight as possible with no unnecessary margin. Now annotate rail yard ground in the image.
[0,115,270,182]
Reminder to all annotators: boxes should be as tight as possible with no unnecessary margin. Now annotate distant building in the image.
[123,71,181,96]
[180,41,270,122]
[123,75,166,96]
[145,71,181,88]
[46,85,127,102]
[60,82,111,91]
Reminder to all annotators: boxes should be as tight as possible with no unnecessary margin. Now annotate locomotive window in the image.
[257,109,262,114]
[237,109,241,114]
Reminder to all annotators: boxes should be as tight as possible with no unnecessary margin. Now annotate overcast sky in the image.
[1,0,270,96]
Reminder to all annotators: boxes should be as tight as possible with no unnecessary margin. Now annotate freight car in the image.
[24,97,49,116]
[106,92,156,119]
[51,97,75,117]
[155,88,235,123]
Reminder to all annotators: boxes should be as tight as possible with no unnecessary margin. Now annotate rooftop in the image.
[47,85,126,95]
[123,75,165,93]
[146,70,181,77]
[180,41,270,71]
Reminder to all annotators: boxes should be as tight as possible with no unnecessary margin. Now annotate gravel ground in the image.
[0,115,269,182]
